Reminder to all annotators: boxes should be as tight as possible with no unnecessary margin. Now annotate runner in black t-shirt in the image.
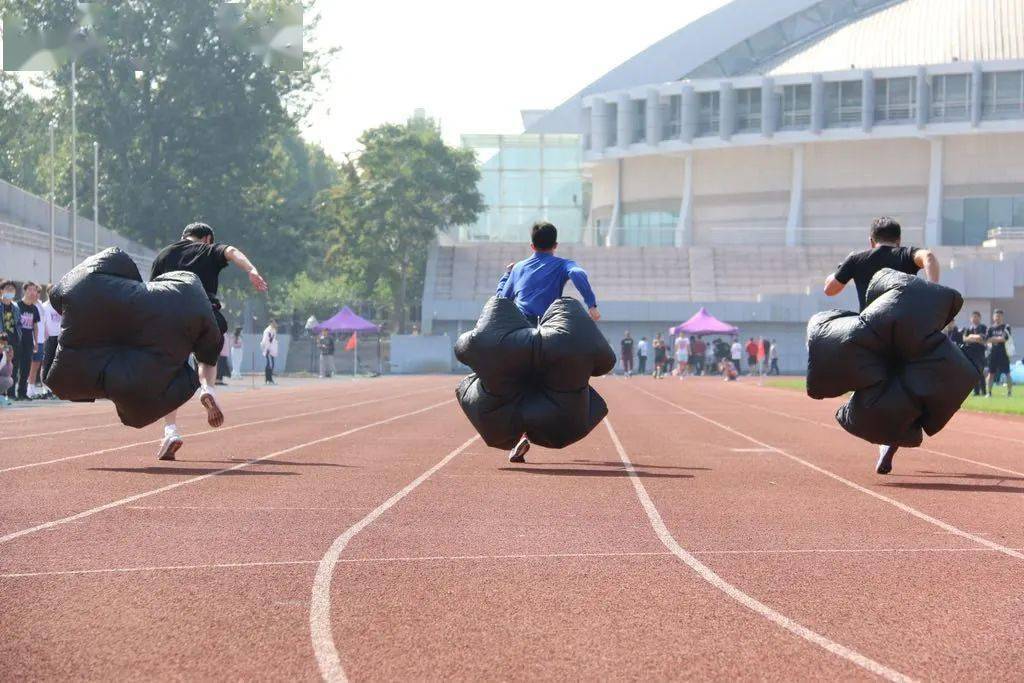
[823,217,940,475]
[961,311,988,395]
[150,222,269,461]
[985,309,1012,398]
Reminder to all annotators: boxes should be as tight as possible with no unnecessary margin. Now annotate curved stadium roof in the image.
[526,0,1024,133]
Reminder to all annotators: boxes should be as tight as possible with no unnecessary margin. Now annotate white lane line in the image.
[0,399,455,546]
[125,505,370,511]
[0,385,447,474]
[310,435,480,683]
[729,447,774,452]
[6,547,1020,580]
[636,386,1024,561]
[707,391,1024,483]
[0,387,352,442]
[604,418,914,683]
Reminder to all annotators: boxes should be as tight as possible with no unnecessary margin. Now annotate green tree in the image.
[318,117,483,333]
[4,0,338,282]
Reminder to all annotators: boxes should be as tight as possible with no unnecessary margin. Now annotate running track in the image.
[2,375,1023,680]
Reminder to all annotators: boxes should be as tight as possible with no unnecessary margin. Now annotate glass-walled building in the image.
[457,134,586,243]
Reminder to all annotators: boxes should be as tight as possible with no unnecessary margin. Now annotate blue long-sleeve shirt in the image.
[495,252,598,318]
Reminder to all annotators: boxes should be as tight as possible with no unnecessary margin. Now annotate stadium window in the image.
[874,76,916,124]
[735,88,761,132]
[620,210,678,247]
[982,71,1024,119]
[661,95,682,140]
[697,91,720,136]
[606,102,618,146]
[825,80,862,127]
[632,99,647,143]
[931,74,970,121]
[779,84,811,129]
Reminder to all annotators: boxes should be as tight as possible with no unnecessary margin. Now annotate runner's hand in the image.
[589,307,601,322]
[505,262,515,272]
[249,269,269,292]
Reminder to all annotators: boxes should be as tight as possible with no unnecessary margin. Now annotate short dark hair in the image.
[972,310,981,317]
[531,221,557,250]
[870,217,901,243]
[0,280,15,290]
[182,222,215,241]
[22,281,38,292]
[994,308,1005,316]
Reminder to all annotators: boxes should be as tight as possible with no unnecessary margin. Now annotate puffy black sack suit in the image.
[455,297,617,450]
[45,248,223,428]
[807,268,981,447]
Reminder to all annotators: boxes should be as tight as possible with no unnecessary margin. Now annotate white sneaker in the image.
[157,429,183,461]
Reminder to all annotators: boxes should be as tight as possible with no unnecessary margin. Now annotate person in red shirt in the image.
[744,338,759,375]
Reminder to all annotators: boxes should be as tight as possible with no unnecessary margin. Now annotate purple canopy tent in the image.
[669,307,739,336]
[314,307,380,376]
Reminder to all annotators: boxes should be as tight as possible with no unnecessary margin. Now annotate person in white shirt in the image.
[38,284,62,398]
[674,335,689,378]
[730,338,743,379]
[636,337,649,375]
[260,320,279,384]
[230,327,244,379]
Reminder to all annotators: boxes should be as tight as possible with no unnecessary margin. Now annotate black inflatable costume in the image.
[45,248,223,428]
[807,268,981,447]
[455,296,616,450]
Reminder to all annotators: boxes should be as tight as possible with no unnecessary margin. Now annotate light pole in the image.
[71,60,78,266]
[49,122,56,283]
[93,141,99,254]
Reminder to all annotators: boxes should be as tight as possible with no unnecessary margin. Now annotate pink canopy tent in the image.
[669,307,738,336]
[313,307,379,333]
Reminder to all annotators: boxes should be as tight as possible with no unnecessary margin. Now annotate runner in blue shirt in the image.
[494,221,601,463]
[496,221,600,326]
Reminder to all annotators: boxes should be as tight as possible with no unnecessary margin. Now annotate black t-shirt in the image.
[987,323,1011,359]
[319,337,335,355]
[151,240,229,302]
[1,302,17,341]
[620,338,634,357]
[18,302,40,332]
[963,323,987,352]
[834,245,921,311]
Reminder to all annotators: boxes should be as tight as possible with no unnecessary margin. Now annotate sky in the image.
[302,0,732,159]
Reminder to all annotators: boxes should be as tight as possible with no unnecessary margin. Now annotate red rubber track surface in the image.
[2,375,1023,680]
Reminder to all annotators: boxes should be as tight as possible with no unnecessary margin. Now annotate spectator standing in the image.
[261,319,279,384]
[620,331,634,377]
[769,339,780,375]
[730,338,743,377]
[0,342,13,404]
[674,334,689,378]
[961,311,987,395]
[230,327,244,379]
[986,309,1012,397]
[15,282,41,400]
[745,337,759,375]
[318,329,336,378]
[691,336,706,375]
[216,336,231,385]
[38,284,62,397]
[653,335,667,379]
[1,281,21,399]
[637,336,649,375]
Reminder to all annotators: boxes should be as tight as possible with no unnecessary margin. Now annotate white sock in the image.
[165,424,178,437]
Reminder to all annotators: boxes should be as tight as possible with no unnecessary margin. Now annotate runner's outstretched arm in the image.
[914,249,940,283]
[225,246,269,292]
[567,263,600,321]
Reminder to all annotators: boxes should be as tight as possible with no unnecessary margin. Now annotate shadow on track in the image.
[188,459,353,468]
[87,467,298,476]
[912,471,1024,482]
[499,467,693,479]
[564,459,710,471]
[882,482,1024,494]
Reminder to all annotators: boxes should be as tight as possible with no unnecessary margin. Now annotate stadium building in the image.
[422,0,1024,373]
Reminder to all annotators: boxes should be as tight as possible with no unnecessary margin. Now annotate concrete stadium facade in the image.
[424,0,1024,372]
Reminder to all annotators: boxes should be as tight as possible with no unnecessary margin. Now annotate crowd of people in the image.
[618,331,780,381]
[0,280,62,405]
[945,309,1014,397]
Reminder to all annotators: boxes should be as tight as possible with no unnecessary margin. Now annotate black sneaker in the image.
[875,445,898,475]
[508,437,530,463]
